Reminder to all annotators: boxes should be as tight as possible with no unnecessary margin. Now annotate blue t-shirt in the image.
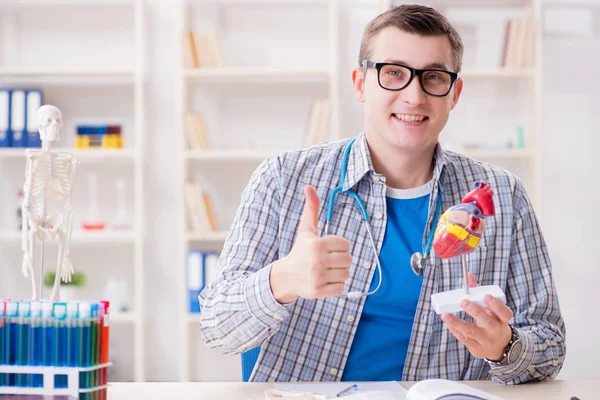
[342,181,432,381]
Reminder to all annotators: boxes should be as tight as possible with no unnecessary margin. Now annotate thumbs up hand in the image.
[270,185,353,303]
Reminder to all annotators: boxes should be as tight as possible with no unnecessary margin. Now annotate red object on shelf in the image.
[82,221,106,230]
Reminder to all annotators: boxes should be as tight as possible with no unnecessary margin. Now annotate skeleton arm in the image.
[61,155,79,282]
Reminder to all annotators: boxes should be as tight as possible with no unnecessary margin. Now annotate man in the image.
[199,5,565,384]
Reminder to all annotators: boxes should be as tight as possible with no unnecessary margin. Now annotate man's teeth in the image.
[394,113,427,122]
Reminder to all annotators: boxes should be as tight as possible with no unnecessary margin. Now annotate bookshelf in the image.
[0,0,146,382]
[177,0,543,382]
[176,0,339,382]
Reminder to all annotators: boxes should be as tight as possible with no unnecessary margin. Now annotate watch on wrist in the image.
[485,325,523,367]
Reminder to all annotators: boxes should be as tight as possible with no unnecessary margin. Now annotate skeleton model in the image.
[21,105,79,301]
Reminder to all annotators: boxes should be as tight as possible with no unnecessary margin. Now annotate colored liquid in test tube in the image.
[0,300,6,387]
[5,301,18,386]
[52,303,67,389]
[41,302,53,368]
[78,302,91,389]
[66,302,78,369]
[30,302,43,388]
[17,301,31,387]
[90,303,100,389]
[100,301,110,386]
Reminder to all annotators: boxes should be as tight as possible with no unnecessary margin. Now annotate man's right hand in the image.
[270,185,353,304]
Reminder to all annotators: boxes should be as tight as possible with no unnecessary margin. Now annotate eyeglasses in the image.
[361,60,459,97]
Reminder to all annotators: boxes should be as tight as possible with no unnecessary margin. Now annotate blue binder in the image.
[25,90,43,148]
[0,89,12,147]
[187,250,204,314]
[10,90,27,148]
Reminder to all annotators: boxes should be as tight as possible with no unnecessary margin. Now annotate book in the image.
[501,18,536,68]
[183,30,223,69]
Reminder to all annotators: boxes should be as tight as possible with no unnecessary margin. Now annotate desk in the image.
[106,380,598,400]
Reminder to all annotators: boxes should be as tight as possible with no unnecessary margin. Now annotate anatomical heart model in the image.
[430,180,506,314]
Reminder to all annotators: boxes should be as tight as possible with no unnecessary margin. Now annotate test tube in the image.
[18,301,31,387]
[52,303,67,388]
[30,302,43,387]
[41,302,53,368]
[78,302,91,389]
[6,301,18,386]
[0,300,6,386]
[100,301,110,386]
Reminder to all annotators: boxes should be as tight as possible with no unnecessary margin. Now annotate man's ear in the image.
[450,77,463,110]
[352,68,366,103]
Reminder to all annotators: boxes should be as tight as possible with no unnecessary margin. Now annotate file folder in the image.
[10,90,26,148]
[25,90,42,148]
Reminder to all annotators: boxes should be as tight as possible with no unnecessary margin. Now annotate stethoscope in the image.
[324,137,442,299]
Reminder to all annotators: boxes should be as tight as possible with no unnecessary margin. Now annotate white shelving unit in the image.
[0,0,146,382]
[176,0,542,382]
[176,0,339,382]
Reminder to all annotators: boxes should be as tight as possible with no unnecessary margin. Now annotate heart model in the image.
[433,180,495,259]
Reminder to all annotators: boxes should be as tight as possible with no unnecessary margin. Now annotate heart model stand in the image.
[430,180,507,314]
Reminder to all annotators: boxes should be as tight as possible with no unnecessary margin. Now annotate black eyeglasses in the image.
[361,60,459,97]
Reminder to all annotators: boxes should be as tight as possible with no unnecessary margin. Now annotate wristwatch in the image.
[485,325,523,367]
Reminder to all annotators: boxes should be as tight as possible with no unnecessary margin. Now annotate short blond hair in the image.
[358,4,464,72]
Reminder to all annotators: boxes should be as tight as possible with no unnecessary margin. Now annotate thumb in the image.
[468,272,479,288]
[298,185,320,235]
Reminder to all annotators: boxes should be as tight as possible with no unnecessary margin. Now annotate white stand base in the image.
[431,285,506,314]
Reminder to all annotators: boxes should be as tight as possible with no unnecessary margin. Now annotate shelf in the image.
[0,229,137,244]
[0,148,137,162]
[185,149,275,162]
[460,68,535,78]
[186,231,229,242]
[184,67,330,83]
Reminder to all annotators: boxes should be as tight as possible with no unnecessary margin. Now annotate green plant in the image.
[43,271,86,288]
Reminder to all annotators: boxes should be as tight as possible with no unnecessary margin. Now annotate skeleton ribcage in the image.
[27,153,74,221]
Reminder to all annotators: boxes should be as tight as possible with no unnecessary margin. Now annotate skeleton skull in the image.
[37,105,62,143]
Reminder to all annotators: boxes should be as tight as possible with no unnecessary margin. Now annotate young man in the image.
[199,5,565,384]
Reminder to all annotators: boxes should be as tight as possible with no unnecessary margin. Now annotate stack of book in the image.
[501,18,536,68]
[184,180,217,233]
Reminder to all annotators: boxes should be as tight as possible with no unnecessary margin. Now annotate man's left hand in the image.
[440,272,513,361]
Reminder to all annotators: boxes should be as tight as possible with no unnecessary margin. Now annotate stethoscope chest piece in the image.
[410,252,425,276]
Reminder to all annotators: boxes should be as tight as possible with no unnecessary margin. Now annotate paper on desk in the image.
[268,381,406,399]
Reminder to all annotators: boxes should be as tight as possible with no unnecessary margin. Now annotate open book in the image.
[266,379,502,400]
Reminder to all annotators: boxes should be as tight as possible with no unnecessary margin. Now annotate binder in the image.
[10,90,26,148]
[25,90,42,148]
[203,252,220,287]
[0,89,12,147]
[187,251,204,314]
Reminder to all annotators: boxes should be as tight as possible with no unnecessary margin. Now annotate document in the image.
[266,381,406,399]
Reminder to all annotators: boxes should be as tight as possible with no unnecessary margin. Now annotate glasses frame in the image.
[361,60,459,97]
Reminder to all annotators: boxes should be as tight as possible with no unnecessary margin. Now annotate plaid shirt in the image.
[198,132,566,384]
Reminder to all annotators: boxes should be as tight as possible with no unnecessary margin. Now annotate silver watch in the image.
[485,325,522,367]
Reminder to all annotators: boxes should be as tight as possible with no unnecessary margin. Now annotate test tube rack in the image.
[0,299,112,400]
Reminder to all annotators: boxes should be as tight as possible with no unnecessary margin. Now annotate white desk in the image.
[106,380,598,399]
